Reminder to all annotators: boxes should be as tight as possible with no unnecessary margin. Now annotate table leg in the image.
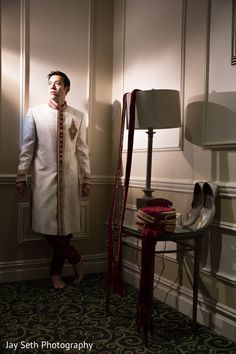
[192,236,202,329]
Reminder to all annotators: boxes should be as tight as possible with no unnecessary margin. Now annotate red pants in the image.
[45,234,81,276]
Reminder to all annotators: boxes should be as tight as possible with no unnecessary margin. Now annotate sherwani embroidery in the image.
[17,102,91,236]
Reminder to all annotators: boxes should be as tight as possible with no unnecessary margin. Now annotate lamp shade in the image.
[126,89,181,130]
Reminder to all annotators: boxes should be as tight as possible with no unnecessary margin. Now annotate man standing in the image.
[16,71,91,289]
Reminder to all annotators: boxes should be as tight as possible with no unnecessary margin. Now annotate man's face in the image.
[48,75,70,104]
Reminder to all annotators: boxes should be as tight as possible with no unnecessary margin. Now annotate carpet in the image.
[0,273,235,353]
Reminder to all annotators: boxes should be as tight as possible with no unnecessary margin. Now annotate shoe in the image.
[183,182,204,227]
[196,181,218,230]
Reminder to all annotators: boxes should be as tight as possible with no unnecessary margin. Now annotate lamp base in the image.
[136,189,155,209]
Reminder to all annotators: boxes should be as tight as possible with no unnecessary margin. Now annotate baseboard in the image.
[0,253,107,283]
[123,259,236,342]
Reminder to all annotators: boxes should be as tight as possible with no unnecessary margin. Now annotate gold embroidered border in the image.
[57,110,65,235]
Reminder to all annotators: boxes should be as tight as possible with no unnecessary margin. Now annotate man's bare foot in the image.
[73,262,83,285]
[51,274,65,289]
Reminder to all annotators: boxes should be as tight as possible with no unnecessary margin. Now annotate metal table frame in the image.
[107,224,204,344]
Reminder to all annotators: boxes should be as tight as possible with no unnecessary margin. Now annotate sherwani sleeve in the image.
[16,110,36,183]
[76,115,91,185]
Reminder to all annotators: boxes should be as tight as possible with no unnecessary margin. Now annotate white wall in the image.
[112,0,236,341]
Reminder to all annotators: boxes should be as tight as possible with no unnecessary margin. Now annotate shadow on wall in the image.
[185,92,236,314]
[0,90,21,173]
[185,91,236,147]
[111,100,123,176]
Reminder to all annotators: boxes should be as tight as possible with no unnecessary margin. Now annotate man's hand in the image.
[81,183,91,197]
[16,181,28,195]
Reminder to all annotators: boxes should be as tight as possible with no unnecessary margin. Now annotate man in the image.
[16,70,91,289]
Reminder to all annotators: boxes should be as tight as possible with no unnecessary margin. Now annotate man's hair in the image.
[47,70,71,88]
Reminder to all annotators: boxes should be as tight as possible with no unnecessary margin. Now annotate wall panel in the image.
[0,0,114,280]
[123,0,184,151]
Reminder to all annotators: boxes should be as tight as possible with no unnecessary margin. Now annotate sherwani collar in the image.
[48,100,67,111]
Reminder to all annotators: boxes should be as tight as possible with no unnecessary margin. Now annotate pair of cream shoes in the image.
[183,181,218,230]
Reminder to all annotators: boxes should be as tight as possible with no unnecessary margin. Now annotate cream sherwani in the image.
[17,103,91,236]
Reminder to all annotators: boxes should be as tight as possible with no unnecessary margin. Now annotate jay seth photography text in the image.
[4,340,94,351]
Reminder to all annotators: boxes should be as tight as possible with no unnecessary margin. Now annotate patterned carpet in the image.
[0,273,235,354]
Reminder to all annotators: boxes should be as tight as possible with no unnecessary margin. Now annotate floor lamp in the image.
[131,89,182,209]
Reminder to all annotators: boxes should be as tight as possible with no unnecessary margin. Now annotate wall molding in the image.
[201,266,236,285]
[0,174,114,186]
[123,259,236,342]
[87,0,93,146]
[212,220,236,233]
[0,174,17,185]
[20,0,29,144]
[126,176,194,193]
[19,0,93,145]
[0,253,106,283]
[122,0,186,152]
[127,176,236,199]
[18,201,91,243]
[90,175,114,185]
[3,174,236,197]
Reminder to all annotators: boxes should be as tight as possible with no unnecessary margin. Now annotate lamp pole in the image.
[136,127,155,209]
[145,127,155,196]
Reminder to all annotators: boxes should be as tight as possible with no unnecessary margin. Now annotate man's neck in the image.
[51,98,65,106]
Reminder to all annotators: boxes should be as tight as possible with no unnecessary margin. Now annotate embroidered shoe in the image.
[196,181,218,230]
[183,182,204,227]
